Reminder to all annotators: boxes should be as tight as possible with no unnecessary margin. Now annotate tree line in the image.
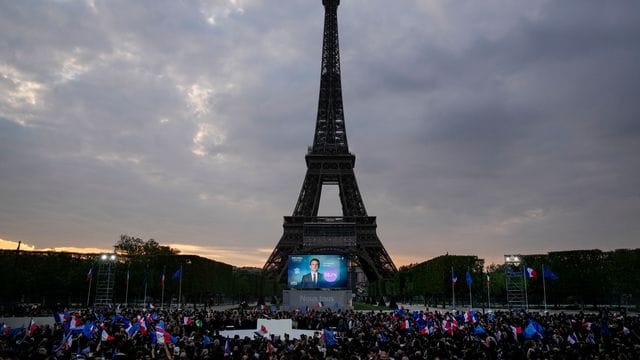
[1,235,637,310]
[372,249,640,310]
[0,235,282,308]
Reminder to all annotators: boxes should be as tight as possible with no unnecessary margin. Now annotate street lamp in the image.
[504,255,521,265]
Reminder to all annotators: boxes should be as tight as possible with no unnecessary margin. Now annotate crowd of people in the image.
[1,304,639,359]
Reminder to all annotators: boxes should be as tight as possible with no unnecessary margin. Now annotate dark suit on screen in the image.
[299,272,324,289]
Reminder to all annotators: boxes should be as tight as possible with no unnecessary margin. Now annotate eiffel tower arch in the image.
[263,0,397,287]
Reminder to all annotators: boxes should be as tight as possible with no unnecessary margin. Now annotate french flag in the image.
[400,319,410,331]
[27,319,38,337]
[224,336,231,355]
[443,318,458,335]
[510,325,523,339]
[317,301,324,308]
[101,329,115,342]
[64,333,74,350]
[526,267,538,279]
[138,316,148,334]
[126,323,140,337]
[464,310,476,323]
[54,311,68,324]
[155,327,174,344]
[69,316,83,331]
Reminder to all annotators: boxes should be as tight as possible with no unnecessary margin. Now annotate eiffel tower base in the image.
[264,216,396,284]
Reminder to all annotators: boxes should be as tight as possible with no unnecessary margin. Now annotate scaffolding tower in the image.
[94,254,117,306]
[504,255,527,310]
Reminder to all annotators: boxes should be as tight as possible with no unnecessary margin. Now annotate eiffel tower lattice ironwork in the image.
[263,0,397,283]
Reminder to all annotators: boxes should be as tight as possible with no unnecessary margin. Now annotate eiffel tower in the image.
[263,0,397,283]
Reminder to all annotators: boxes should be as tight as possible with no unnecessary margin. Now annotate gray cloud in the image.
[1,0,639,266]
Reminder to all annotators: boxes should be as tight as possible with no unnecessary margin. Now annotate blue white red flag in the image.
[64,332,73,350]
[464,310,477,323]
[101,329,115,342]
[69,316,83,331]
[27,319,38,337]
[138,316,148,334]
[224,336,231,355]
[400,319,410,331]
[525,267,538,279]
[418,323,429,335]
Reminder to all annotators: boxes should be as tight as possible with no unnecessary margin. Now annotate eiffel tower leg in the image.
[339,173,367,217]
[293,173,322,217]
[263,226,303,280]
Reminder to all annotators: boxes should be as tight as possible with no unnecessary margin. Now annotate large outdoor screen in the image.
[287,254,348,289]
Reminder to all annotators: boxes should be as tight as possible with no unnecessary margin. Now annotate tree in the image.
[115,235,145,256]
[115,235,179,257]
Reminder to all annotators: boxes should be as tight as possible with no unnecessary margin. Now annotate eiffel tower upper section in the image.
[312,0,348,155]
[263,0,397,282]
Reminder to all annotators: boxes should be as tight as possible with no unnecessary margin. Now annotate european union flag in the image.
[323,329,338,346]
[172,266,182,280]
[543,268,559,280]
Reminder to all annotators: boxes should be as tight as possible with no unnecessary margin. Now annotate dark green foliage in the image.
[2,246,639,308]
[372,255,484,307]
[0,238,281,307]
[379,250,640,309]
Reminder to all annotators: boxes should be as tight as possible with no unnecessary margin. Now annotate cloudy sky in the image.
[1,0,639,268]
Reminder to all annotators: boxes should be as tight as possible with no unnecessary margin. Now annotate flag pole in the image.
[125,266,130,307]
[143,270,148,308]
[86,268,93,307]
[486,273,491,310]
[178,265,183,309]
[523,265,529,311]
[468,267,472,309]
[542,264,547,311]
[451,267,456,309]
[161,266,166,311]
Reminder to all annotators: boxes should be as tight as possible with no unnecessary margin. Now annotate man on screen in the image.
[300,258,324,288]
